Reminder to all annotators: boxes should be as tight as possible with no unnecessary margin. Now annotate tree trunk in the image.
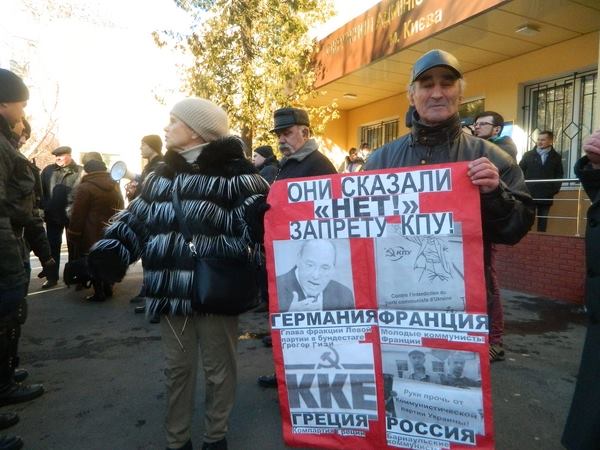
[241,125,253,156]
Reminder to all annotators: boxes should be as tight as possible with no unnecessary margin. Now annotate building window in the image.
[360,118,400,150]
[459,98,485,125]
[523,70,597,178]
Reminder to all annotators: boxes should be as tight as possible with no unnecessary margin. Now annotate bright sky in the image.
[1,0,380,170]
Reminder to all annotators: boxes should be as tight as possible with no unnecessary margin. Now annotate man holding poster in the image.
[365,49,535,362]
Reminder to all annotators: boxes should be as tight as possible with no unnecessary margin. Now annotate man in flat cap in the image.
[257,108,337,388]
[40,145,82,288]
[1,67,50,450]
[365,49,534,363]
[271,107,336,180]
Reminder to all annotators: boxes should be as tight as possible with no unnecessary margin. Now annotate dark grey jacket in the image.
[276,139,337,181]
[40,160,82,225]
[489,135,517,161]
[365,114,534,245]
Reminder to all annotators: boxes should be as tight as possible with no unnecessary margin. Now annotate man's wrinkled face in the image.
[296,241,336,297]
[0,101,27,127]
[409,67,461,126]
[55,154,72,167]
[537,133,553,149]
[275,125,306,156]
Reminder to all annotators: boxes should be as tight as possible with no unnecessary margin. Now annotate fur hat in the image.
[271,107,310,133]
[170,98,229,143]
[141,134,162,154]
[0,69,29,103]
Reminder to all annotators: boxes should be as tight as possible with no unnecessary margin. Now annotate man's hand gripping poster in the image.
[264,163,494,450]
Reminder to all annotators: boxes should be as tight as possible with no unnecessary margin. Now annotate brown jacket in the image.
[67,171,123,257]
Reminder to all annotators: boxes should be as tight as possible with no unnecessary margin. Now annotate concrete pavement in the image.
[8,258,586,449]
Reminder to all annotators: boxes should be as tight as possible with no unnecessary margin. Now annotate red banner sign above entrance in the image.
[314,0,509,88]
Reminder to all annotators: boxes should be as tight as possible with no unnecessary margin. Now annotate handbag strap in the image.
[171,184,198,256]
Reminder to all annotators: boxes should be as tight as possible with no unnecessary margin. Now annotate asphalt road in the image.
[8,256,585,450]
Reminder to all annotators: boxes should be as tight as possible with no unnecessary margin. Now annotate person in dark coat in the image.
[272,107,337,180]
[67,158,124,302]
[39,145,82,287]
[125,134,163,201]
[88,98,269,450]
[519,130,564,232]
[125,135,163,316]
[562,129,600,450]
[252,145,278,184]
[0,67,49,450]
[365,49,534,364]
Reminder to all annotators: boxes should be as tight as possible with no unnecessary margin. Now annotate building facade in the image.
[313,0,600,302]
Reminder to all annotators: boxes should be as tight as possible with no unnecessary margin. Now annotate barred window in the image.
[360,118,400,151]
[523,70,597,178]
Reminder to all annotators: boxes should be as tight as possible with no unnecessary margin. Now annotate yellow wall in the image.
[324,31,599,152]
[321,32,599,236]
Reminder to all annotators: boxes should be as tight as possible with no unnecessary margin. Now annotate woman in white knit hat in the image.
[88,98,270,450]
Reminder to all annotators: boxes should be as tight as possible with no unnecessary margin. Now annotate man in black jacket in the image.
[562,129,600,450]
[40,145,82,287]
[1,67,49,450]
[519,130,564,232]
[272,107,337,180]
[365,49,534,363]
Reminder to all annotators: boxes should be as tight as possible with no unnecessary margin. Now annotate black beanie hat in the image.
[0,69,29,103]
[83,159,107,173]
[254,145,274,159]
[142,134,163,155]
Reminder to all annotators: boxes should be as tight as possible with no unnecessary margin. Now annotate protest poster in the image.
[264,163,494,450]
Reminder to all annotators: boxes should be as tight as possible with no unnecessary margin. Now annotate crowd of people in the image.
[1,45,599,450]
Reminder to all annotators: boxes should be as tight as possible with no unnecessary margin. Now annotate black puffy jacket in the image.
[89,136,270,316]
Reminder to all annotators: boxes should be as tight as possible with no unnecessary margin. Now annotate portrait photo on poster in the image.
[375,222,465,311]
[382,345,484,434]
[273,238,355,312]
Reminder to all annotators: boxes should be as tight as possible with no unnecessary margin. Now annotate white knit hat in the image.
[170,98,229,142]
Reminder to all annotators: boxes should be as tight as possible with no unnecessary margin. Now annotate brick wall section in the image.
[496,233,585,304]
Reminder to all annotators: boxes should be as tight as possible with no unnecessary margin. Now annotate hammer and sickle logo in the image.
[317,346,341,369]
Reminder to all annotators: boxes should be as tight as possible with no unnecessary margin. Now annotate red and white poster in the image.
[264,162,494,450]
